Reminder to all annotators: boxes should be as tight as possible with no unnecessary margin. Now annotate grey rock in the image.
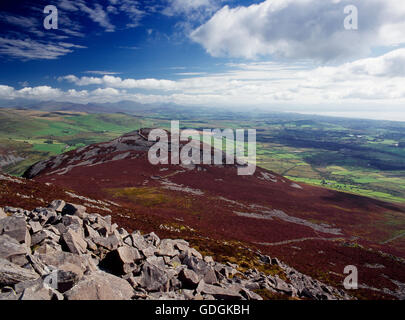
[20,282,63,300]
[53,222,68,235]
[168,255,182,268]
[48,200,66,213]
[65,271,134,300]
[0,201,349,301]
[179,268,200,289]
[0,288,19,300]
[117,227,129,239]
[131,232,148,250]
[123,235,133,246]
[35,240,62,255]
[272,276,296,296]
[146,256,166,269]
[139,262,169,292]
[92,234,120,251]
[173,240,190,252]
[0,234,28,266]
[260,255,271,264]
[196,280,243,300]
[26,254,50,276]
[100,246,142,275]
[35,208,58,225]
[203,266,218,285]
[38,251,97,275]
[85,238,97,251]
[147,291,185,300]
[182,289,195,300]
[31,231,48,247]
[144,232,160,246]
[204,256,214,264]
[20,286,53,300]
[156,239,179,257]
[0,216,30,245]
[170,276,183,291]
[62,215,83,228]
[0,258,38,285]
[244,281,261,291]
[62,203,87,219]
[142,246,156,258]
[189,248,203,260]
[183,256,214,282]
[91,216,112,235]
[14,278,43,293]
[241,288,263,300]
[85,224,99,240]
[45,225,61,236]
[29,221,42,234]
[62,228,87,255]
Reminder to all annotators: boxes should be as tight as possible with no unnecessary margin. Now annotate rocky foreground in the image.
[0,201,351,300]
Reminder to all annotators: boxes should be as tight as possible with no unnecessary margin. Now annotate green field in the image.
[0,108,404,204]
[0,109,163,176]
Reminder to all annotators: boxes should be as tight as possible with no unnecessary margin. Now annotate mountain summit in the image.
[20,129,405,299]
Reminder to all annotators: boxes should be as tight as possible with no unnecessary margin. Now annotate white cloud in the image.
[53,48,405,106]
[77,2,115,32]
[60,75,179,91]
[2,48,405,115]
[0,85,16,99]
[163,0,217,16]
[18,86,63,100]
[191,0,405,61]
[0,37,76,60]
[162,0,229,34]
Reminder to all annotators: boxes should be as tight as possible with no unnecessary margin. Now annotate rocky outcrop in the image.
[0,201,351,300]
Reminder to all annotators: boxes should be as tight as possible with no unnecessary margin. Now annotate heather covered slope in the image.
[0,196,354,300]
[21,130,405,299]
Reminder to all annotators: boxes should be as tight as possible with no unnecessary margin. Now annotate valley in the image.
[11,127,405,300]
[1,107,404,204]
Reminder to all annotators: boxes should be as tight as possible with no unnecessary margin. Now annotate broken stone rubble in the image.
[0,201,352,300]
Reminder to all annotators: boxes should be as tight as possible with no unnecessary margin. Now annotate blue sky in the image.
[1,0,405,121]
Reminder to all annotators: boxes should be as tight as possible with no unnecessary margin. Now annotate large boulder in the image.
[28,221,42,234]
[131,232,148,251]
[183,255,217,284]
[0,234,28,266]
[48,200,66,213]
[84,224,100,240]
[37,251,98,276]
[143,232,160,246]
[92,234,121,251]
[196,281,243,300]
[100,246,142,275]
[156,239,179,257]
[62,215,83,228]
[64,271,134,300]
[178,268,200,289]
[62,203,87,219]
[19,279,64,300]
[138,262,169,292]
[61,228,87,255]
[20,286,57,300]
[0,216,30,245]
[0,258,38,285]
